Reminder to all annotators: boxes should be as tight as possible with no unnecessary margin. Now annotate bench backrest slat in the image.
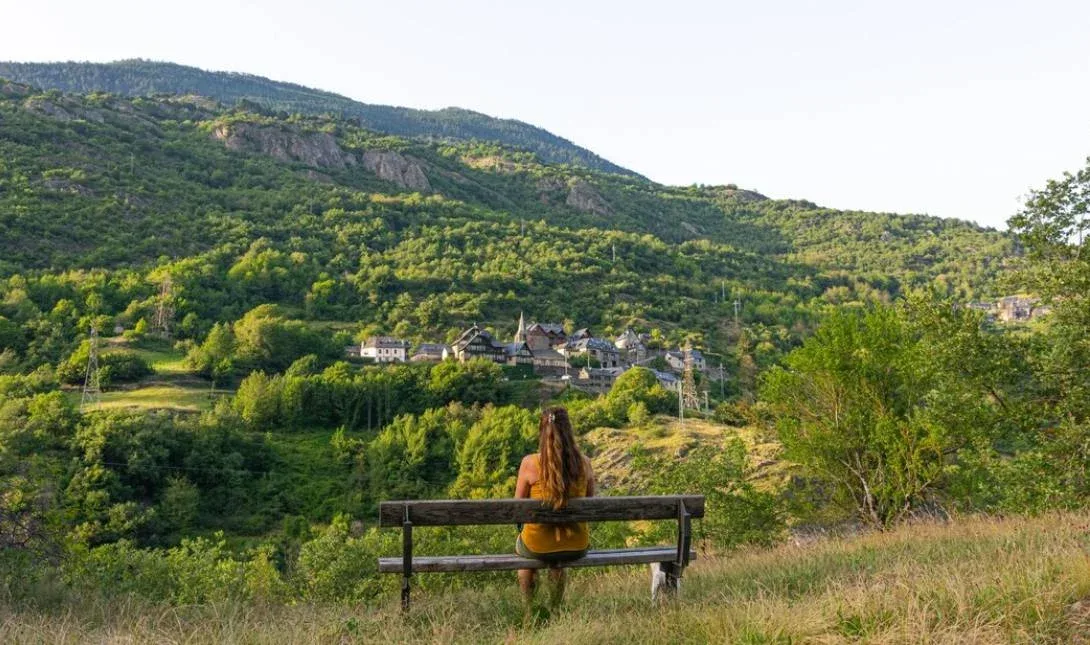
[379,495,705,527]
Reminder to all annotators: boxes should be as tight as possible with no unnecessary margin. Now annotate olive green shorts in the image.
[515,534,587,564]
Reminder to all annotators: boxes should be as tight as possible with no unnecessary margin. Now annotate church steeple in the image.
[515,311,527,343]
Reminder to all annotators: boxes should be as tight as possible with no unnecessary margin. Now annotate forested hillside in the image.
[0,77,1012,359]
[0,59,640,177]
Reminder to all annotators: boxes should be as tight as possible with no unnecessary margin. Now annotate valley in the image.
[0,58,1085,645]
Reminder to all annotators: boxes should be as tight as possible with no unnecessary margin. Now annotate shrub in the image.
[56,344,152,385]
[295,514,384,603]
[627,401,651,426]
[607,367,673,415]
[63,533,287,604]
[632,441,783,550]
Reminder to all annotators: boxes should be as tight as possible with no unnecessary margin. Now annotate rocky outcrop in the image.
[566,179,612,216]
[22,97,106,123]
[212,123,355,170]
[40,177,93,196]
[534,176,567,205]
[0,81,31,98]
[23,98,76,122]
[536,176,566,193]
[360,150,431,191]
[210,123,433,190]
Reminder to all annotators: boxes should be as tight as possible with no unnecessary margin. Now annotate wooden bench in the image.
[377,494,704,610]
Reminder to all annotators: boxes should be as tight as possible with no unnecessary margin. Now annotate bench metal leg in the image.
[401,510,413,612]
[650,561,682,604]
[652,499,692,605]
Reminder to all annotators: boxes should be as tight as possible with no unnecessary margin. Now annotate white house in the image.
[361,336,411,363]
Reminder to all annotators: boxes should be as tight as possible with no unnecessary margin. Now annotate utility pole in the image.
[80,327,101,413]
[733,299,741,324]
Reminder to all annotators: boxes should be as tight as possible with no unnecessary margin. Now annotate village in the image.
[346,313,713,396]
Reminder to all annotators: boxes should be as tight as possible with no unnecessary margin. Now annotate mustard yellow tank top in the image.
[520,454,590,553]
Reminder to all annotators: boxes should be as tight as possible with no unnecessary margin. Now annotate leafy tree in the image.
[607,367,673,416]
[449,405,537,498]
[1008,157,1090,418]
[158,476,200,534]
[232,307,337,373]
[294,514,384,602]
[185,322,235,380]
[763,306,972,526]
[233,372,281,429]
[427,358,505,406]
[367,407,461,501]
[989,157,1090,510]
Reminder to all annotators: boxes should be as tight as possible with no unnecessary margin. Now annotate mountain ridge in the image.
[0,59,644,178]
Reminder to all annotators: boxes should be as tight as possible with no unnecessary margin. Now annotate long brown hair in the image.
[537,407,585,510]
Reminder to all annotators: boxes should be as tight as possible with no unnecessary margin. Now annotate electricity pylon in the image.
[154,276,174,337]
[80,327,101,413]
[681,341,700,410]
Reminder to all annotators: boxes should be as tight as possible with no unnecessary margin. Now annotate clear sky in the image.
[3,0,1089,229]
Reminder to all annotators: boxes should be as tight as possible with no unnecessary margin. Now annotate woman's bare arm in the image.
[515,454,534,498]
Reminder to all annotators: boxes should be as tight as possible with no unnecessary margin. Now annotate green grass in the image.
[102,337,191,376]
[80,385,221,413]
[69,338,220,413]
[133,346,189,376]
[5,513,1090,643]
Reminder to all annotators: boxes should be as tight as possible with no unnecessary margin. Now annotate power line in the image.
[97,460,268,476]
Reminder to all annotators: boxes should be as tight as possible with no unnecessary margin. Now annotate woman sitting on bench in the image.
[514,406,596,608]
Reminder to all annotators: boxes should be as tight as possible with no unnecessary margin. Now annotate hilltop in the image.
[0,59,641,177]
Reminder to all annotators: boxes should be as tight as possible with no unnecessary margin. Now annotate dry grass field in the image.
[5,513,1090,644]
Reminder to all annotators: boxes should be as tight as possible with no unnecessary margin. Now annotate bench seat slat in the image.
[379,495,705,527]
[378,546,697,573]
